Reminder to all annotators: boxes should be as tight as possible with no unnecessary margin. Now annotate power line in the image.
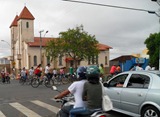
[62,0,152,13]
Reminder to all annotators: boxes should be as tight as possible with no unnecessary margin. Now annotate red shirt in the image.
[110,65,117,74]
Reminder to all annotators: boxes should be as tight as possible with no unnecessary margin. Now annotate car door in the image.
[105,74,129,110]
[121,73,150,114]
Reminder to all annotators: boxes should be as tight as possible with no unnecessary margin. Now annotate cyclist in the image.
[110,64,117,76]
[34,64,42,79]
[59,67,65,79]
[44,63,52,80]
[54,66,87,117]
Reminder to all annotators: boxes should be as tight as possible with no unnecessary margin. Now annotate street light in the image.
[1,40,11,47]
[39,30,48,65]
[1,40,13,59]
[151,0,160,6]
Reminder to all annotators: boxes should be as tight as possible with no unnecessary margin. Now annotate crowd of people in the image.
[0,62,155,85]
[0,69,10,83]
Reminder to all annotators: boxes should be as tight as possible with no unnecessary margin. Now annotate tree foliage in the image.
[144,32,160,69]
[45,38,64,62]
[45,25,100,68]
[59,25,99,60]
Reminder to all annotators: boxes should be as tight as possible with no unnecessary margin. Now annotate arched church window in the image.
[34,56,37,66]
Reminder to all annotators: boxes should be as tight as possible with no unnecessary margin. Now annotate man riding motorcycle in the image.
[54,66,87,117]
[69,65,103,117]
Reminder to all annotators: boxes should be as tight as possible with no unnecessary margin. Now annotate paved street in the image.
[0,79,131,117]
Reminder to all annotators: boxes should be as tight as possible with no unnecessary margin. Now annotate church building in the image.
[9,6,112,73]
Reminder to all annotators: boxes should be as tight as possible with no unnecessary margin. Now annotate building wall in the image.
[26,45,110,71]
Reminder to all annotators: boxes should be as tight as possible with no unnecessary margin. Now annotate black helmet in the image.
[77,66,87,79]
[86,65,100,83]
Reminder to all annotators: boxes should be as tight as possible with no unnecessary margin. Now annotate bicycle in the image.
[66,73,77,83]
[52,74,70,85]
[31,75,54,88]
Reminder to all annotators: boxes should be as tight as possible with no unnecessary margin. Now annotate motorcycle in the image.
[52,86,107,117]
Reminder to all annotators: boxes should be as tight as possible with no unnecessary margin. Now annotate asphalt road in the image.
[0,79,131,117]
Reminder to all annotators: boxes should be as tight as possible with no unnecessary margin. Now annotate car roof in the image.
[121,70,160,75]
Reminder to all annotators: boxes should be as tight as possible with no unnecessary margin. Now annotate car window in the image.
[108,74,128,87]
[127,74,150,88]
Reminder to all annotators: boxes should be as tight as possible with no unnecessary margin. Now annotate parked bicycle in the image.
[31,75,54,88]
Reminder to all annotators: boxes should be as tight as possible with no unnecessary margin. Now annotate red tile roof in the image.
[27,37,56,47]
[18,6,35,20]
[10,15,19,28]
[28,37,112,50]
[97,43,112,50]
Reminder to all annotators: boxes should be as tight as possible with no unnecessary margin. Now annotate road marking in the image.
[31,100,59,113]
[0,111,6,117]
[9,102,42,117]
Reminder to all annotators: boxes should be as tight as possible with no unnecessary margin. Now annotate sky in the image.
[0,0,159,60]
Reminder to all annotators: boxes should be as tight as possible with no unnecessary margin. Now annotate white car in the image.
[103,70,160,117]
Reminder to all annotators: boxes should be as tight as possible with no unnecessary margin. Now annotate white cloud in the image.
[0,0,159,59]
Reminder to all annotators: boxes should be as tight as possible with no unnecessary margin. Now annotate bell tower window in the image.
[26,22,29,28]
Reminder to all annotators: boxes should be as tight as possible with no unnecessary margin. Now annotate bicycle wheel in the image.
[31,78,40,88]
[19,77,25,85]
[61,77,69,84]
[45,79,54,88]
[53,77,61,85]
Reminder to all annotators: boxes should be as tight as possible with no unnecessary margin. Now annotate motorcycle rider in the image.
[70,65,102,117]
[54,66,87,117]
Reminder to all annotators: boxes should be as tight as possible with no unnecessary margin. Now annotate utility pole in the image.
[39,30,48,66]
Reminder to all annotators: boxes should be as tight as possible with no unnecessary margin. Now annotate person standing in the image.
[116,65,121,74]
[29,67,34,78]
[1,69,6,83]
[69,65,74,75]
[145,64,152,70]
[59,67,65,79]
[99,63,104,82]
[21,67,27,81]
[135,64,143,71]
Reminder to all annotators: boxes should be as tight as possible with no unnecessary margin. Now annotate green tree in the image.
[45,38,64,67]
[144,32,160,69]
[45,25,100,68]
[59,25,99,68]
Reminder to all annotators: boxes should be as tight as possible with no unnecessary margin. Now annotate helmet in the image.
[77,66,87,79]
[86,65,100,83]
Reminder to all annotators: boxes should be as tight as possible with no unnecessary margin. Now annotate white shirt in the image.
[29,69,34,75]
[68,80,87,108]
[145,65,151,70]
[136,66,143,71]
[53,69,57,74]
[45,66,50,74]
